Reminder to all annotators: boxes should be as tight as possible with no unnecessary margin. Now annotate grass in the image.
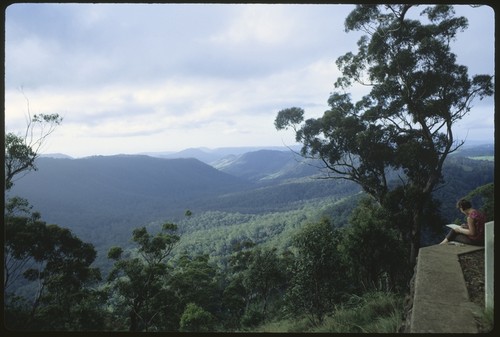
[252,291,404,333]
[476,307,494,333]
[319,292,404,333]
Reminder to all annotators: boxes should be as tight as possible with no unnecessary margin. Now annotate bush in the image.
[317,292,404,333]
[241,307,265,327]
[179,303,215,332]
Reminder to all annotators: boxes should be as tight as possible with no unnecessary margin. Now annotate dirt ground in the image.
[459,250,485,308]
[458,249,487,331]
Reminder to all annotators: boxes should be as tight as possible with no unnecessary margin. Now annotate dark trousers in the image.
[445,230,484,246]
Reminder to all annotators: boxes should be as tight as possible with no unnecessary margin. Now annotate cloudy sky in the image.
[4,3,495,158]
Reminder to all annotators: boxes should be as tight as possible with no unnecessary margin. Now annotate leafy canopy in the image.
[275,5,493,264]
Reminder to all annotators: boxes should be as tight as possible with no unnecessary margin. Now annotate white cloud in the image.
[208,5,295,46]
[4,3,494,157]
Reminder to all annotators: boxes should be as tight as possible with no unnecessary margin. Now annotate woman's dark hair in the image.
[456,198,472,211]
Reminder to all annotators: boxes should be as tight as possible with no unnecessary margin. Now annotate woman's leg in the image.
[440,230,475,245]
[445,230,457,242]
[446,232,482,245]
[451,234,474,244]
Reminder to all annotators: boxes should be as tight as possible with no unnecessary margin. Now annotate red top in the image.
[468,209,486,243]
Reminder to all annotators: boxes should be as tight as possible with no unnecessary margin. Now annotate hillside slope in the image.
[7,155,251,242]
[6,146,493,272]
[212,149,321,182]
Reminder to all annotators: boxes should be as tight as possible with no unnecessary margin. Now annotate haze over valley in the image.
[8,143,494,273]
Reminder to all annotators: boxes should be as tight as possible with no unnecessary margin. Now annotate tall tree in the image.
[4,104,103,330]
[4,97,62,190]
[4,200,102,330]
[464,182,494,221]
[107,223,180,331]
[275,5,493,265]
[243,248,285,316]
[220,240,255,329]
[340,196,409,292]
[168,254,219,330]
[284,218,347,325]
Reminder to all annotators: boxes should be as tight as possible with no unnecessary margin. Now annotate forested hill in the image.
[6,145,494,272]
[7,151,363,271]
[212,149,320,183]
[9,154,251,202]
[8,145,494,234]
[6,155,251,239]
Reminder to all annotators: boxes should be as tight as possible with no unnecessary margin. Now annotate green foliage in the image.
[107,246,123,260]
[318,292,404,333]
[275,4,494,265]
[478,307,494,333]
[464,183,494,221]
[179,303,215,332]
[5,133,38,190]
[252,291,404,333]
[242,248,286,315]
[5,112,62,190]
[341,197,410,292]
[221,277,247,329]
[274,107,304,131]
[132,223,179,264]
[220,241,288,330]
[240,305,266,328]
[106,223,180,331]
[284,218,349,325]
[168,254,219,323]
[434,157,494,226]
[4,198,102,330]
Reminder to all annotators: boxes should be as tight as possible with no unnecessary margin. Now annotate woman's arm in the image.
[455,216,475,236]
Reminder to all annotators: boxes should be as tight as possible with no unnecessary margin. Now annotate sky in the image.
[4,3,495,158]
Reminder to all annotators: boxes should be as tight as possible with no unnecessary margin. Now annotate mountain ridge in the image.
[7,145,494,273]
[41,142,493,162]
[7,155,252,239]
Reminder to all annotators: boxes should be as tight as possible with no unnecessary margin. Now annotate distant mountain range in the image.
[42,145,302,162]
[138,145,303,164]
[449,143,494,158]
[42,142,493,162]
[13,143,494,267]
[7,155,251,243]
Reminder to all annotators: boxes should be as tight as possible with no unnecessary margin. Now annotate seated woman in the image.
[440,198,485,246]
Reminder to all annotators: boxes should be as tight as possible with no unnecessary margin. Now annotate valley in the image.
[8,144,495,274]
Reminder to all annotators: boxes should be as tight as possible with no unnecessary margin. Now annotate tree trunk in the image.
[129,307,139,331]
[410,204,423,267]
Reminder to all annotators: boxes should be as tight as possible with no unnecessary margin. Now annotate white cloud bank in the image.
[4,3,494,157]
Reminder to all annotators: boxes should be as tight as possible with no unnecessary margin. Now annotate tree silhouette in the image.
[275,5,493,265]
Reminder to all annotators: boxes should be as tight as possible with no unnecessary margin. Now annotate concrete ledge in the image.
[409,244,484,333]
[485,221,494,310]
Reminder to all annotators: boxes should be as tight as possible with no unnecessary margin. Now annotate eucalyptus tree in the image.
[275,5,493,265]
[4,198,102,330]
[243,248,285,316]
[107,223,180,331]
[4,104,104,330]
[284,219,347,325]
[5,109,62,190]
[168,254,219,330]
[340,197,409,292]
[464,182,494,222]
